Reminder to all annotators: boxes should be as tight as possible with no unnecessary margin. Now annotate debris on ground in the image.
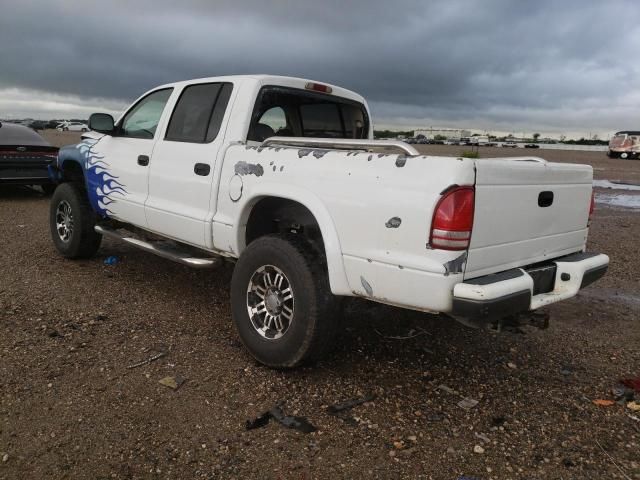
[437,384,458,395]
[127,350,168,369]
[457,397,479,410]
[374,327,430,340]
[474,432,490,443]
[612,384,636,402]
[327,393,376,414]
[592,399,615,407]
[620,376,640,393]
[158,375,186,390]
[627,401,640,412]
[473,444,485,454]
[103,255,119,266]
[246,404,317,433]
[2,453,8,463]
[438,384,479,410]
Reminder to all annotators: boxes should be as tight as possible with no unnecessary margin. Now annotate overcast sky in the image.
[1,0,638,138]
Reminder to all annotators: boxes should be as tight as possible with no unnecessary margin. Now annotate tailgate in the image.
[465,157,593,279]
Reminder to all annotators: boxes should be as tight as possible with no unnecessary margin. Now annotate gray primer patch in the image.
[360,276,373,296]
[385,217,402,228]
[443,251,467,276]
[368,154,373,161]
[395,155,407,167]
[313,150,328,159]
[234,161,264,177]
[298,149,313,158]
[279,166,284,172]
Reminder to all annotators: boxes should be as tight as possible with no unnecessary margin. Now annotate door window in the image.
[165,83,233,143]
[120,88,173,139]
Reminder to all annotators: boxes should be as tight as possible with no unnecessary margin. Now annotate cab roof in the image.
[154,75,366,105]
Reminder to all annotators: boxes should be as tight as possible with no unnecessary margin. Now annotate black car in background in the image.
[0,122,58,194]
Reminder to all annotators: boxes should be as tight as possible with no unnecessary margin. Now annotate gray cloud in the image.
[1,0,638,136]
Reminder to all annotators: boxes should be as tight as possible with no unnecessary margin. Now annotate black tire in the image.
[49,182,102,258]
[230,234,338,368]
[41,184,56,195]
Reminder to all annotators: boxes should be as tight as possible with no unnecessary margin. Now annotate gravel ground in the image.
[1,133,639,479]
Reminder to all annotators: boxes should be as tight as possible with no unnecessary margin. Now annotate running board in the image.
[95,225,221,269]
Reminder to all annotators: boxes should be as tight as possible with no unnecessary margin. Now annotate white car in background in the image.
[57,122,89,132]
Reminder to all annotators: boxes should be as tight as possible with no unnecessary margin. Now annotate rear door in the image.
[465,158,593,279]
[145,82,234,247]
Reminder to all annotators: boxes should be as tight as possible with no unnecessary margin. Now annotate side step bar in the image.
[95,225,221,269]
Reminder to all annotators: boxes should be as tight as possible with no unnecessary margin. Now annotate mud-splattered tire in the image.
[50,182,102,259]
[231,234,338,368]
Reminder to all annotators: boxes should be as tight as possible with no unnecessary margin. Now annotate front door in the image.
[145,82,233,247]
[93,88,174,226]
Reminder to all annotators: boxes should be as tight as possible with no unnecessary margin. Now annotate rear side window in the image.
[165,82,233,143]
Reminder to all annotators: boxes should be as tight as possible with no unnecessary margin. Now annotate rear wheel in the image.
[49,182,102,258]
[230,234,338,368]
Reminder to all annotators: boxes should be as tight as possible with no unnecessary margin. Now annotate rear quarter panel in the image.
[213,145,475,306]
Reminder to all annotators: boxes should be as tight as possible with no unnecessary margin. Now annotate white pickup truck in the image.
[48,75,608,367]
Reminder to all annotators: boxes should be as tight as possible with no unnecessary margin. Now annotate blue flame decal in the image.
[60,137,127,217]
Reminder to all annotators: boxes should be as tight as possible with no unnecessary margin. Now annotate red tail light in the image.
[588,190,595,224]
[429,186,475,250]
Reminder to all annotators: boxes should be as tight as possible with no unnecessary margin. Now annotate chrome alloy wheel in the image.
[246,265,294,340]
[55,200,74,242]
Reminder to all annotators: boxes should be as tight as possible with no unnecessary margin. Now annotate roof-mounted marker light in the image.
[305,82,333,94]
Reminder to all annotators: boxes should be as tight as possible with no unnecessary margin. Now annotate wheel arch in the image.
[235,188,350,296]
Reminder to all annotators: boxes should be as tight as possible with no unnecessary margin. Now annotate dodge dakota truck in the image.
[48,75,609,367]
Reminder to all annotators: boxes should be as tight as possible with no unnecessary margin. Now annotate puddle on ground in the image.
[593,179,640,191]
[579,288,640,306]
[596,193,640,209]
[593,179,640,209]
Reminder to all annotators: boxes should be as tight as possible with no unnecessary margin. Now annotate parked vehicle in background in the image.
[468,135,487,146]
[608,131,640,159]
[48,74,608,368]
[524,143,540,149]
[57,122,89,132]
[28,120,49,131]
[444,138,460,145]
[0,121,58,194]
[502,141,518,148]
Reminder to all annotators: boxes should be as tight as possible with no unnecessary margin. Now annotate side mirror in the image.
[88,113,115,135]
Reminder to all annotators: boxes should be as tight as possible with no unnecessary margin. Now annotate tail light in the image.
[588,190,595,225]
[429,186,475,250]
[305,82,333,94]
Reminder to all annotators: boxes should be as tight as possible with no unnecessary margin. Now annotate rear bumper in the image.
[452,252,609,319]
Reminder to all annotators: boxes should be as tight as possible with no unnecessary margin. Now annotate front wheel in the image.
[230,234,338,368]
[49,182,102,258]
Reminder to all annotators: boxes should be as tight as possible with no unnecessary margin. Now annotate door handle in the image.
[137,155,149,166]
[538,191,554,207]
[194,163,211,176]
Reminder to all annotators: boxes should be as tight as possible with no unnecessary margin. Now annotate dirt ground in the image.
[1,133,639,479]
